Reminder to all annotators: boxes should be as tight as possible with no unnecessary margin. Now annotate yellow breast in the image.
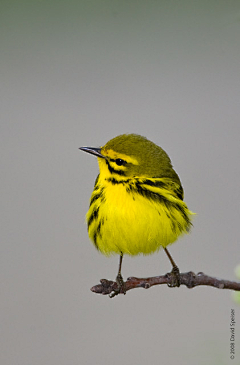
[86,176,192,256]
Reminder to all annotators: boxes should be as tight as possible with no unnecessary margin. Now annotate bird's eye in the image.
[115,159,125,166]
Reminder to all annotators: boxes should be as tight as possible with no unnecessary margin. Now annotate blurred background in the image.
[1,1,240,364]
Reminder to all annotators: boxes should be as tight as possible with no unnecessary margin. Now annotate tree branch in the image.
[90,271,240,297]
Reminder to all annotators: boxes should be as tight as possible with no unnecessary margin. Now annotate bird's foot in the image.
[166,266,181,287]
[109,273,126,298]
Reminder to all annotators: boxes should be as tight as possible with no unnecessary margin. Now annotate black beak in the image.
[79,147,106,159]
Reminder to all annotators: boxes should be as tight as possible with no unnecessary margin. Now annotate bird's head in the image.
[80,134,180,182]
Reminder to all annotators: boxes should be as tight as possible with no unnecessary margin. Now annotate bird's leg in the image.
[164,248,181,287]
[109,253,126,298]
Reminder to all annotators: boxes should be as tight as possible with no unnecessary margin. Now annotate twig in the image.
[90,271,240,297]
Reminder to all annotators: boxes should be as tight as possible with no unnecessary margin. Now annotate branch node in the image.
[184,271,197,289]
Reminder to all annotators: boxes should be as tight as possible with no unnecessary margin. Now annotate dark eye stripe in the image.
[106,160,127,176]
[109,158,127,166]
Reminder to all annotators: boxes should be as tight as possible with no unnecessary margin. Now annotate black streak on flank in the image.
[93,231,99,249]
[93,218,105,250]
[96,220,102,237]
[87,207,100,227]
[100,190,106,203]
[90,188,104,207]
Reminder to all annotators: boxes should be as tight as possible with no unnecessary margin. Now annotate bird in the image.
[80,134,194,296]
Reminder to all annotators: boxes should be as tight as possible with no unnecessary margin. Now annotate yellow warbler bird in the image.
[80,134,194,295]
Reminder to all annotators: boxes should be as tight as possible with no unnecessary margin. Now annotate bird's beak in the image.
[79,147,106,159]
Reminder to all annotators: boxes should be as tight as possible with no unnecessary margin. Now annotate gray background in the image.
[1,1,240,364]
